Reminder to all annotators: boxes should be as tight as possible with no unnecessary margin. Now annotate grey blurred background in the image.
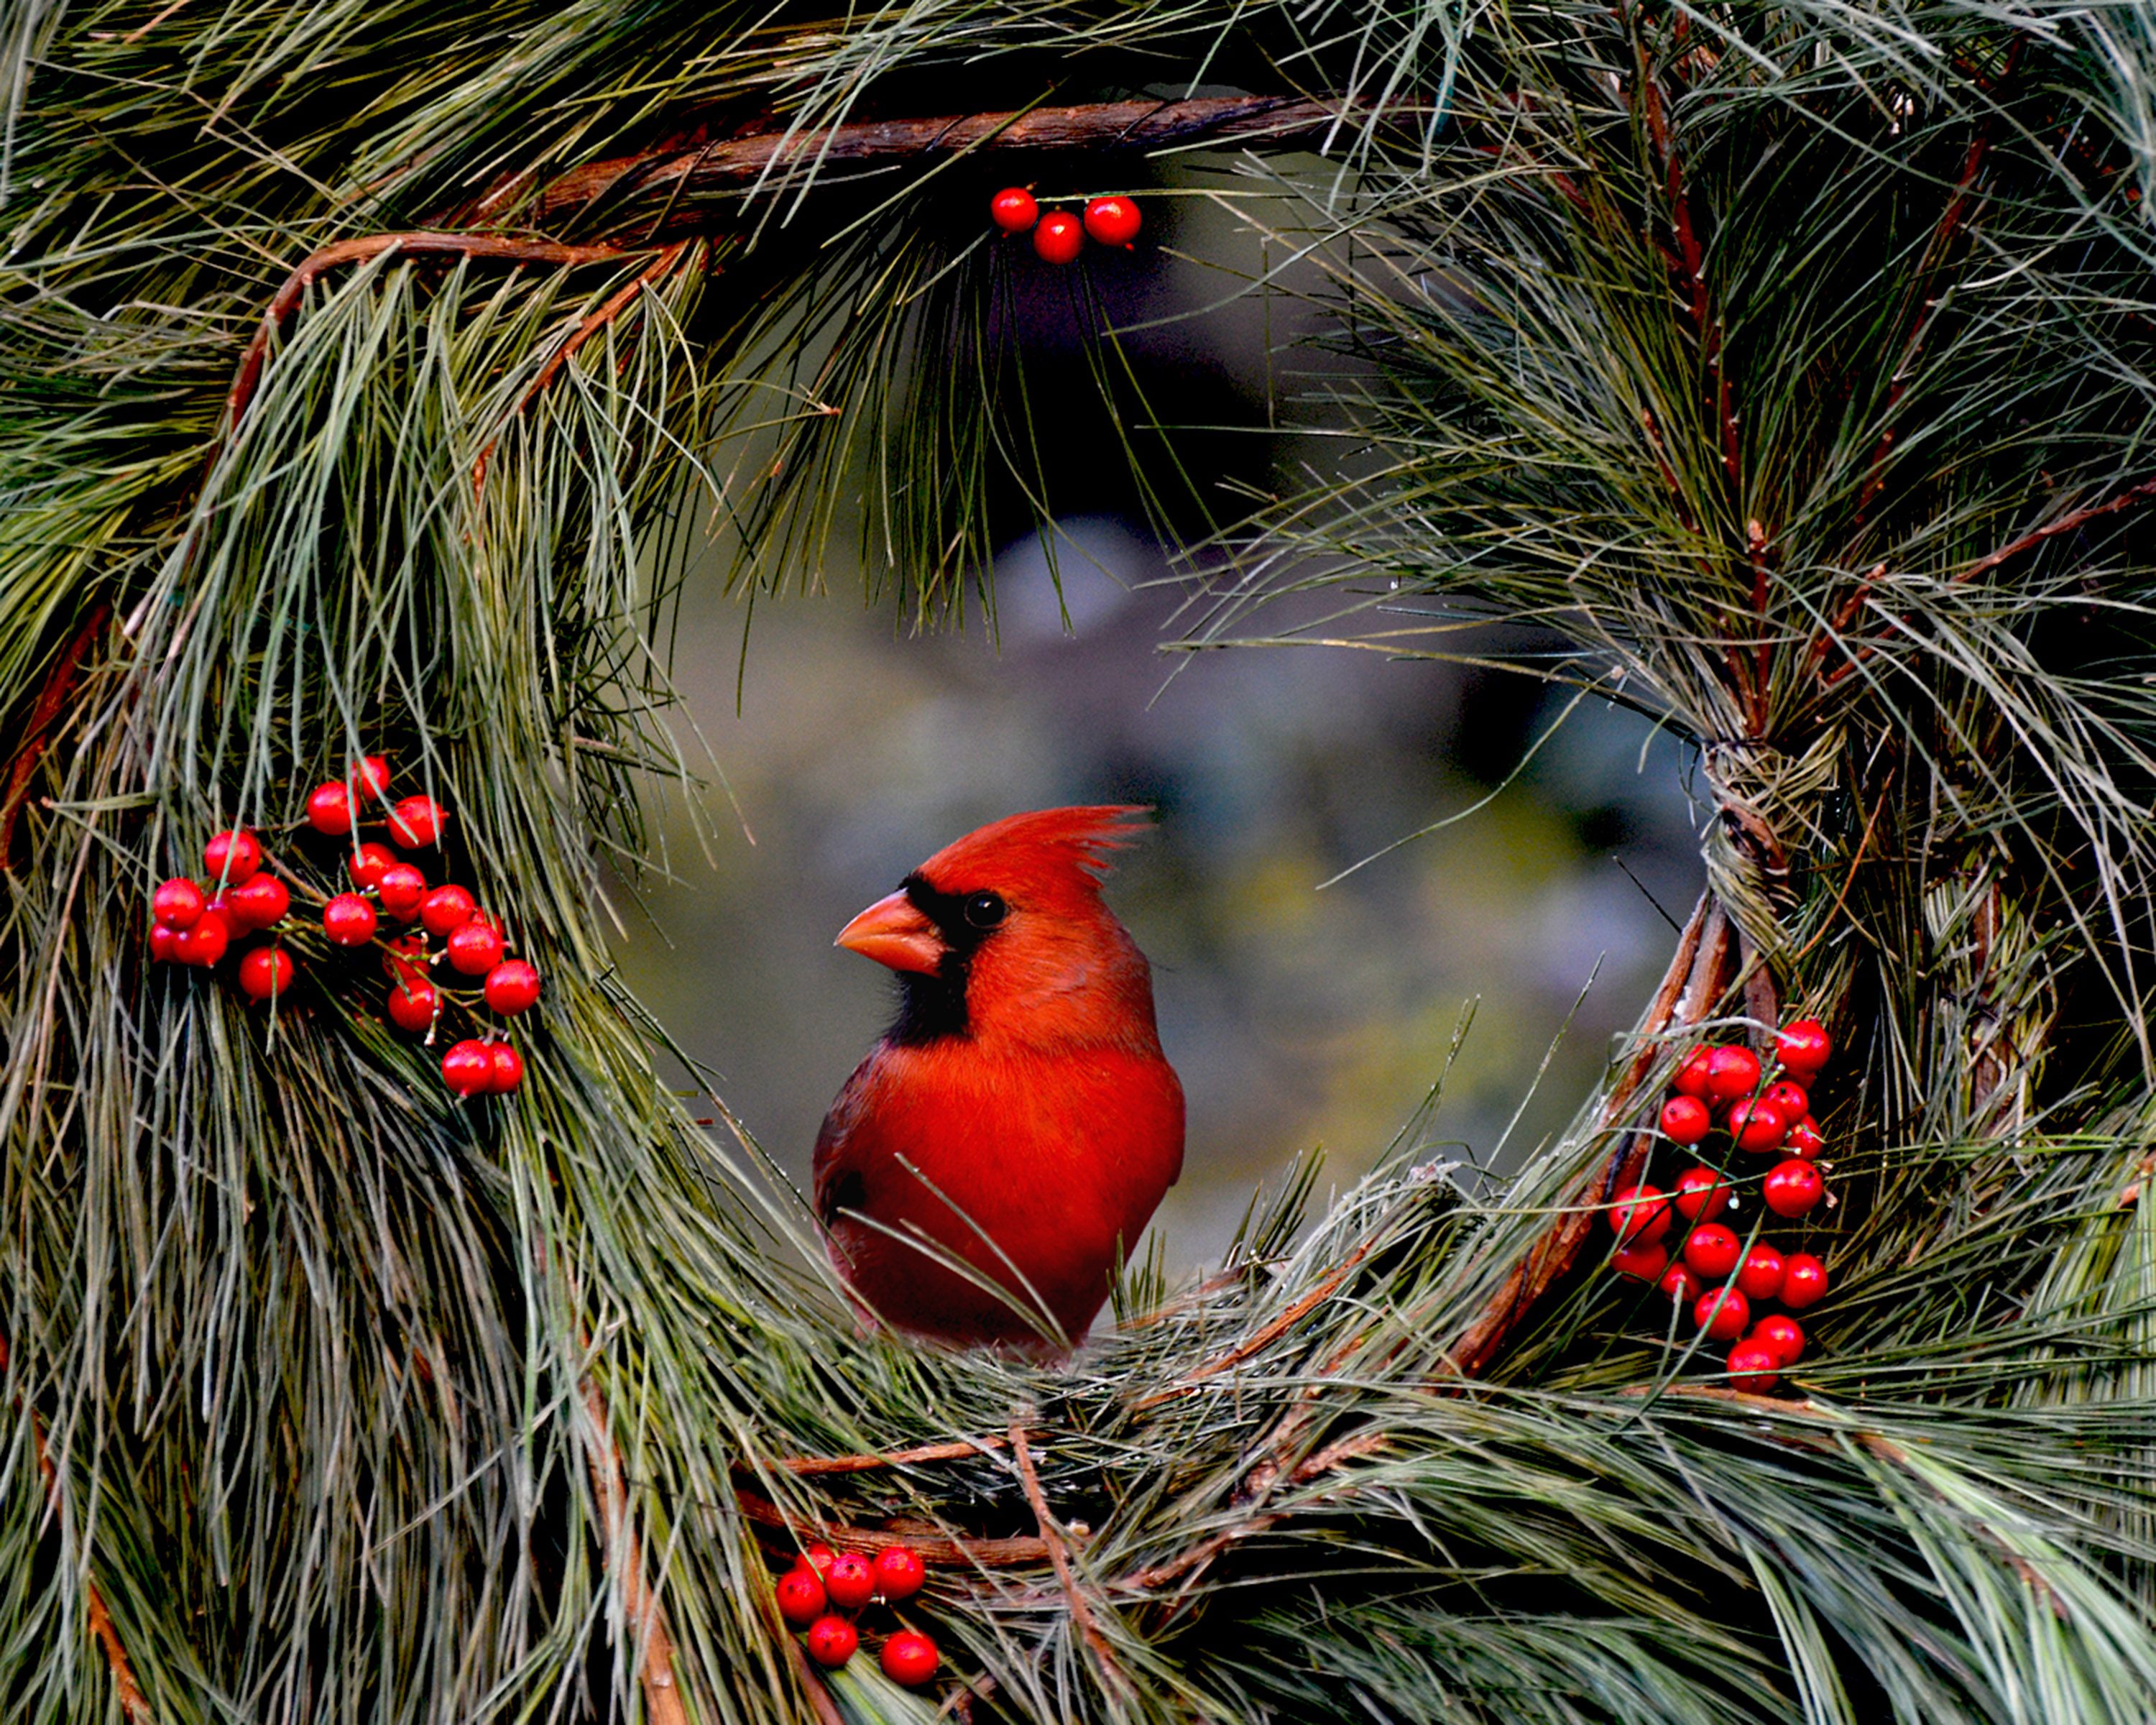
[611,178,1706,1274]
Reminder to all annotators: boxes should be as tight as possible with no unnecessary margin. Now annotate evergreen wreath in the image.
[5,2,2156,1721]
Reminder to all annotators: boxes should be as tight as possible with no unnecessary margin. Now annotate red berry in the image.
[802,1543,838,1578]
[1727,1338,1781,1390]
[1695,1287,1751,1340]
[323,893,377,946]
[1671,1046,1716,1099]
[418,883,477,937]
[1672,1165,1732,1223]
[351,755,391,801]
[225,873,290,932]
[1763,1080,1810,1118]
[825,1551,876,1611]
[447,919,505,975]
[441,1039,493,1097]
[1777,1018,1831,1074]
[305,781,353,835]
[1727,1098,1788,1154]
[1033,211,1084,264]
[152,877,206,929]
[149,922,180,962]
[487,1043,525,1094]
[1609,1184,1671,1243]
[377,862,428,920]
[873,1545,926,1602]
[1082,194,1141,247]
[1762,1159,1825,1218]
[880,1628,940,1688]
[1752,1314,1805,1365]
[1658,1261,1703,1305]
[1659,1095,1710,1144]
[347,842,399,891]
[387,979,439,1034]
[1682,1223,1741,1280]
[389,794,446,848]
[990,186,1038,231]
[775,1567,826,1628]
[484,960,541,1015]
[1611,1240,1668,1282]
[804,1615,857,1669]
[174,910,229,967]
[1703,1045,1763,1103]
[203,829,262,886]
[1779,1254,1830,1309]
[1786,1116,1826,1160]
[238,945,295,1001]
[1735,1243,1786,1301]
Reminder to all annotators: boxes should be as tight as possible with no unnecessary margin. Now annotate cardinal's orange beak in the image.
[834,890,945,975]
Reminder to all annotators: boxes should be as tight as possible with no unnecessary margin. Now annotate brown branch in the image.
[472,240,697,494]
[1010,1421,1131,1704]
[735,1433,1013,1477]
[1953,474,2156,586]
[580,1376,691,1725]
[226,234,643,431]
[1,604,109,866]
[734,1488,1051,1567]
[0,1339,149,1721]
[502,97,1422,231]
[1448,889,1734,1375]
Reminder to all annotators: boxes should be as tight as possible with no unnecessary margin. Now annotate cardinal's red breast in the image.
[813,806,1184,1351]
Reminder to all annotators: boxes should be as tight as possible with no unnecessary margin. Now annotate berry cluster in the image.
[774,1542,939,1688]
[147,755,541,1098]
[989,188,1142,264]
[1606,1018,1838,1391]
[149,830,295,995]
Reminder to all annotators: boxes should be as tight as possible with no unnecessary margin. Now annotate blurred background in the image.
[612,174,1707,1276]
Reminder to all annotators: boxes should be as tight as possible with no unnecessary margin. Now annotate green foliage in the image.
[4,1,2156,1722]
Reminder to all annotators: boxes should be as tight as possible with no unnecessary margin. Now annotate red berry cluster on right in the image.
[1606,1018,1836,1392]
[773,1542,939,1688]
[989,187,1143,264]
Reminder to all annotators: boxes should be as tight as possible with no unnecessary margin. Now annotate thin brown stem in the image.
[1010,1421,1131,1706]
[736,1433,1014,1477]
[0,1340,150,1721]
[735,1489,1051,1566]
[1,604,109,865]
[472,239,697,494]
[580,1375,691,1725]
[1131,1238,1378,1409]
[226,234,642,431]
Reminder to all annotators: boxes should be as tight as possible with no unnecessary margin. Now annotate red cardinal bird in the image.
[814,806,1184,1351]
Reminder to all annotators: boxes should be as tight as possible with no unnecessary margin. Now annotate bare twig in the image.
[0,1339,150,1721]
[225,234,642,431]
[737,1432,1014,1477]
[1010,1421,1131,1705]
[1,604,109,864]
[579,1375,692,1725]
[735,1488,1051,1566]
[472,239,698,494]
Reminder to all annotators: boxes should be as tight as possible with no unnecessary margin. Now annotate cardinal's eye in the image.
[962,891,1007,930]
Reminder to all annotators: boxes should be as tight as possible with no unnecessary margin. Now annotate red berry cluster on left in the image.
[774,1542,939,1688]
[148,755,543,1101]
[989,187,1143,264]
[149,831,295,997]
[1606,1016,1839,1392]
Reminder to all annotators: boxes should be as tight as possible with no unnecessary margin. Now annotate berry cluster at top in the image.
[146,756,541,1098]
[1605,1018,1837,1392]
[989,187,1142,264]
[774,1542,940,1689]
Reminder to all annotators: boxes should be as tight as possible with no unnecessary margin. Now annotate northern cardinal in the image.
[814,806,1184,1351]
